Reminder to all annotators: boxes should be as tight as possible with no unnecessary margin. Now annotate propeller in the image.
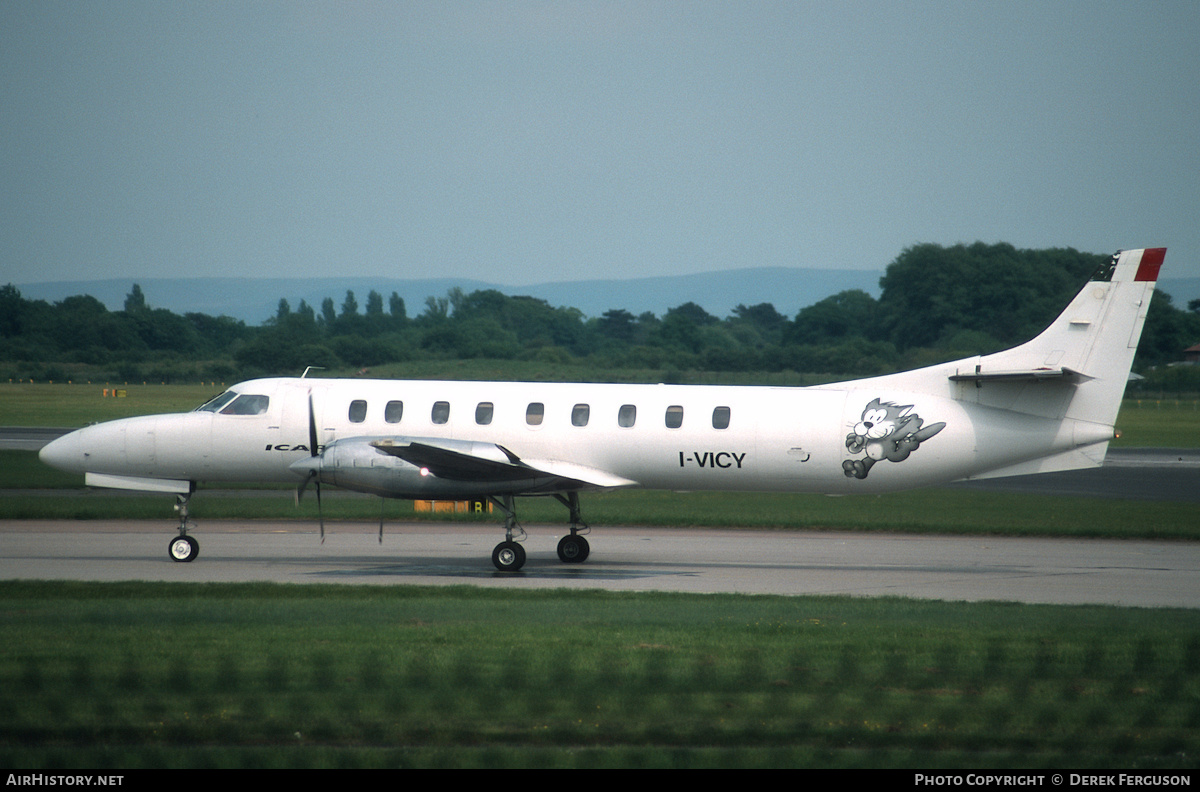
[293,390,325,543]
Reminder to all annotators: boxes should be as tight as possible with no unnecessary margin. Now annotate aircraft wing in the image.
[369,438,638,490]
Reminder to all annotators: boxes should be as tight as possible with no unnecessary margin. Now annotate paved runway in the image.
[2,520,1197,608]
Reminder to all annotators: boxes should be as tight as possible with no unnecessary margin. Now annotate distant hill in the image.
[11,267,884,325]
[12,269,1198,326]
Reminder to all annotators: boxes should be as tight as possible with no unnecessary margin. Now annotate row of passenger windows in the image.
[347,399,732,430]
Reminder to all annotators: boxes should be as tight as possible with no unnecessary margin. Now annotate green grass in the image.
[1,581,1197,769]
[1116,397,1200,447]
[0,382,223,427]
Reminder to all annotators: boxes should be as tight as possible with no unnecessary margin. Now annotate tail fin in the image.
[957,248,1165,426]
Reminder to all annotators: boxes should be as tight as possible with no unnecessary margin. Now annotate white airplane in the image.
[39,248,1166,571]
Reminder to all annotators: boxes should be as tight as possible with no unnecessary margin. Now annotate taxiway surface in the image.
[2,520,1197,608]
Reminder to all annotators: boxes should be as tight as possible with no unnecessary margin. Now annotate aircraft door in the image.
[754,388,846,486]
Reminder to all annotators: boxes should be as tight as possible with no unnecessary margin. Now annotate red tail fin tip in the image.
[1134,248,1167,282]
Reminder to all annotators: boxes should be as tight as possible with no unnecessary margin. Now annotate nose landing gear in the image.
[169,492,199,562]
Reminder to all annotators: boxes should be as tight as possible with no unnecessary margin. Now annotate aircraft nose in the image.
[38,429,86,473]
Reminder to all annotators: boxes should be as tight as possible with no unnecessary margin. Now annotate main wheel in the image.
[492,541,526,572]
[557,534,590,563]
[169,535,199,563]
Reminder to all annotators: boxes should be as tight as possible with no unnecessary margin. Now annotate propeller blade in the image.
[307,389,325,543]
[308,391,319,457]
[316,479,324,543]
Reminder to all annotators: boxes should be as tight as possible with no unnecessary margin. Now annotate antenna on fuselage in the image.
[300,366,325,379]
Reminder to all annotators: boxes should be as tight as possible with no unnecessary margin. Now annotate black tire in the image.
[169,535,199,563]
[492,541,526,572]
[557,535,590,563]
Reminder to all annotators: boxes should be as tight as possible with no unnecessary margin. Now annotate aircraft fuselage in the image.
[41,375,1109,498]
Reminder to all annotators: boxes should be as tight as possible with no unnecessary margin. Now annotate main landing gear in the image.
[553,492,590,564]
[168,493,199,562]
[487,492,591,572]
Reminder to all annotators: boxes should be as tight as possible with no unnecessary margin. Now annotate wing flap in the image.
[511,457,639,489]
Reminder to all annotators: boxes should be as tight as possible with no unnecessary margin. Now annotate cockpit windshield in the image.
[221,394,269,415]
[195,391,238,412]
[194,392,270,415]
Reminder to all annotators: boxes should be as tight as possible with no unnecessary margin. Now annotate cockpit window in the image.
[219,394,270,416]
[194,391,238,413]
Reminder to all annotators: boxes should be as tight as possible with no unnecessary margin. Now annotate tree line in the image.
[3,242,1198,390]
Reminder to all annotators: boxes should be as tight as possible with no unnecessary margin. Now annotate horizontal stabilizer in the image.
[949,366,1092,384]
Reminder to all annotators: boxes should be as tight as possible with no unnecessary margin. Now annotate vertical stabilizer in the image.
[971,247,1165,427]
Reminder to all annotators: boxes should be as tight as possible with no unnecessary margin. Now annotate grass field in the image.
[2,581,1198,769]
[0,382,224,427]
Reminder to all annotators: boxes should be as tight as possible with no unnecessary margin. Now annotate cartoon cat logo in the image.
[842,398,946,480]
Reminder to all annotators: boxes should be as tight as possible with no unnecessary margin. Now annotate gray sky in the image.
[4,1,1198,287]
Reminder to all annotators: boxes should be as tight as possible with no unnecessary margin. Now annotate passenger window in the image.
[572,404,590,427]
[431,401,450,425]
[526,402,544,426]
[476,402,494,425]
[665,405,683,429]
[220,394,269,416]
[385,400,403,424]
[618,404,636,428]
[348,400,367,423]
[712,406,731,430]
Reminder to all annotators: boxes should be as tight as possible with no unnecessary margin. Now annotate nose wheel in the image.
[169,534,199,562]
[169,492,199,562]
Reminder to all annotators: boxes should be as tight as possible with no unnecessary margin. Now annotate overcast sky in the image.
[3,1,1198,288]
